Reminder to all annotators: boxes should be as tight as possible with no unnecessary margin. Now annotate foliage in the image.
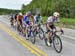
[42,16,75,25]
[22,0,75,18]
[0,8,21,15]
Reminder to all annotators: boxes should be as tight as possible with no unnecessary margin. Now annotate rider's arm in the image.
[56,18,62,29]
[55,18,64,34]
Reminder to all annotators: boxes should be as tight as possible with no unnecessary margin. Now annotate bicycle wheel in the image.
[19,26,23,32]
[53,35,62,53]
[22,27,26,37]
[29,31,35,44]
[44,38,49,46]
[38,28,45,40]
[33,30,37,37]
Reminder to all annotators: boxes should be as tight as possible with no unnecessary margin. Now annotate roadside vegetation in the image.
[22,0,75,18]
[43,17,75,29]
[60,18,75,29]
[0,8,21,15]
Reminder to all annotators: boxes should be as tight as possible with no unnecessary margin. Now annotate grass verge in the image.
[42,17,75,29]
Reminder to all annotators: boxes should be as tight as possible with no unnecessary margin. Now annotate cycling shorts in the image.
[46,24,56,32]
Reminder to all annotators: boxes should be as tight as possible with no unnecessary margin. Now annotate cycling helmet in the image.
[26,11,31,16]
[53,12,60,17]
[19,12,22,15]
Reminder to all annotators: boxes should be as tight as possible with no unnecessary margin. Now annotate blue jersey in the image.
[23,16,30,25]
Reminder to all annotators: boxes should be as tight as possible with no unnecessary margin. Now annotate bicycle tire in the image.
[33,30,37,37]
[29,31,36,44]
[38,28,45,40]
[53,35,62,53]
[44,38,49,46]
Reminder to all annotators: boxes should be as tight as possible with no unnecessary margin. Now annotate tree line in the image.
[22,0,75,18]
[0,8,21,15]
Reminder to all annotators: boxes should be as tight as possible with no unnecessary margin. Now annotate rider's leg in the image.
[25,25,28,36]
[17,23,20,32]
[46,24,51,42]
[26,25,30,37]
[47,30,51,46]
[48,31,51,42]
[46,23,52,46]
[28,22,33,37]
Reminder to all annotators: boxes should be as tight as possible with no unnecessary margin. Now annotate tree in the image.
[22,0,75,18]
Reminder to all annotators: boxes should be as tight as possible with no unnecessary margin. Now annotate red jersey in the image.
[18,15,23,21]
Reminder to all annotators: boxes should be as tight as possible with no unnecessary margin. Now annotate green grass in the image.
[60,18,75,29]
[42,17,75,29]
[42,17,75,25]
[42,16,47,22]
[60,18,75,25]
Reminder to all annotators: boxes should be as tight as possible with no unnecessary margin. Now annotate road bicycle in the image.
[45,29,63,53]
[33,23,45,39]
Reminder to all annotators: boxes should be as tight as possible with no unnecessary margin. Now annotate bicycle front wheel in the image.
[38,28,45,40]
[29,31,36,44]
[53,35,62,53]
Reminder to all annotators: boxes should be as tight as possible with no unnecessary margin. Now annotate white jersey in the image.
[47,16,54,23]
[47,16,60,25]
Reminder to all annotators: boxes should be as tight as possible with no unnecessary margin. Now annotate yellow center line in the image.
[0,23,40,56]
[0,23,48,56]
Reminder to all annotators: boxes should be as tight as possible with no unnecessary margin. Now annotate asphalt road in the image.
[0,15,75,56]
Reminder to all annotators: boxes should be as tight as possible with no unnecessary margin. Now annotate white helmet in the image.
[19,12,22,15]
[53,12,60,17]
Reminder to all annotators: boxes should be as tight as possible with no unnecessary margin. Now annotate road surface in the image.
[0,15,75,56]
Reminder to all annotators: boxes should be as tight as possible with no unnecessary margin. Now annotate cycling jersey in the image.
[18,15,23,21]
[17,15,23,26]
[34,15,42,24]
[23,16,30,25]
[47,16,60,25]
[47,16,54,25]
[23,15,34,25]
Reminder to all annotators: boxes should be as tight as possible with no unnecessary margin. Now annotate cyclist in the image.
[23,11,34,39]
[17,12,23,32]
[34,13,42,24]
[10,14,15,26]
[13,14,18,27]
[34,13,43,32]
[14,14,18,22]
[46,12,63,46]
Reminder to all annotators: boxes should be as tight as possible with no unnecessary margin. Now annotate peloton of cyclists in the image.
[11,11,63,45]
